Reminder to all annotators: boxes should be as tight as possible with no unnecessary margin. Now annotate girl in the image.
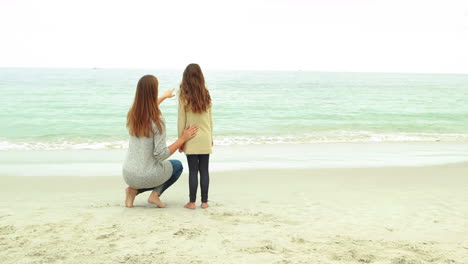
[178,64,213,209]
[123,75,198,208]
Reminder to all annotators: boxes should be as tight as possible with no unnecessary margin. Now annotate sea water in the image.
[1,68,468,175]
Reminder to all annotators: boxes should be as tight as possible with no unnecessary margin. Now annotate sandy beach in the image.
[1,163,467,264]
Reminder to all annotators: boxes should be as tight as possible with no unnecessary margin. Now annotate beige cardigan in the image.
[178,101,213,154]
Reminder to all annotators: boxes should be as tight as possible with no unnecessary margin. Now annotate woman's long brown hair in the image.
[127,75,163,137]
[179,63,211,113]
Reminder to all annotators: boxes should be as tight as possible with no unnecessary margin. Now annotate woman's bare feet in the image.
[201,202,209,209]
[125,187,138,208]
[148,191,166,208]
[184,202,196,209]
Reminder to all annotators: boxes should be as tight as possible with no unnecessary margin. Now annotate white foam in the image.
[0,140,129,151]
[2,142,468,176]
[1,132,468,151]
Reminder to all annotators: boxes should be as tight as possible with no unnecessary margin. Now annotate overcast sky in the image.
[0,0,467,73]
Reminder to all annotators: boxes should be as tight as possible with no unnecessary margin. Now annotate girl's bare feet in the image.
[125,187,138,208]
[201,202,209,209]
[148,191,166,208]
[184,202,196,209]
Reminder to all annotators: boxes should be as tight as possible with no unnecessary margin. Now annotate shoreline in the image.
[1,141,468,176]
[1,163,467,263]
[1,160,468,177]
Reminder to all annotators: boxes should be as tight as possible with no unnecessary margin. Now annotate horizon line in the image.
[0,66,467,75]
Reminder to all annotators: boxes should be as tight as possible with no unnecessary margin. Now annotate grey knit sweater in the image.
[122,118,173,189]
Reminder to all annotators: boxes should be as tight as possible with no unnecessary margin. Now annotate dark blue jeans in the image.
[137,160,183,196]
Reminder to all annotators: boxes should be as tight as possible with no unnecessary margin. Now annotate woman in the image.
[123,75,198,208]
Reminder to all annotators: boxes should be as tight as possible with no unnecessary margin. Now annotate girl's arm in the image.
[158,88,175,105]
[210,106,213,146]
[177,100,187,152]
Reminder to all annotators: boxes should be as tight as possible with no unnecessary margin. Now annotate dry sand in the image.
[0,163,467,264]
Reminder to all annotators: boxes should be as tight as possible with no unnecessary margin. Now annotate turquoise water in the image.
[1,68,468,150]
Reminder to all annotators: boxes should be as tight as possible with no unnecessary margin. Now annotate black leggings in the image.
[186,154,210,203]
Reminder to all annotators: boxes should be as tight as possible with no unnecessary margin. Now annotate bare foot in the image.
[125,187,138,208]
[201,202,209,209]
[148,191,166,208]
[184,202,196,209]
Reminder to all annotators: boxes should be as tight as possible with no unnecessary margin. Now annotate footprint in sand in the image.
[290,236,307,244]
[173,228,202,239]
[391,256,425,264]
[241,240,282,254]
[0,211,12,219]
[95,224,122,240]
[209,209,284,226]
[274,260,292,264]
[331,249,376,263]
[0,225,16,235]
[96,231,117,240]
[89,202,121,208]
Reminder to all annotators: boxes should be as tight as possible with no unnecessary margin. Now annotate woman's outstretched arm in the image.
[158,88,176,105]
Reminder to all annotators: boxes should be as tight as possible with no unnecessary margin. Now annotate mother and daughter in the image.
[122,63,213,210]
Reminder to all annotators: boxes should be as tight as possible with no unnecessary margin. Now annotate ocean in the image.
[1,68,468,176]
[1,68,468,151]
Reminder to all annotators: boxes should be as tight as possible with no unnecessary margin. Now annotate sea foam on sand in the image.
[1,142,468,176]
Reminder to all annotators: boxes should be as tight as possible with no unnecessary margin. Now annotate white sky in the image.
[0,0,467,73]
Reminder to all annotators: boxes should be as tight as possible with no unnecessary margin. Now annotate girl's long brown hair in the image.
[127,75,163,137]
[179,63,211,113]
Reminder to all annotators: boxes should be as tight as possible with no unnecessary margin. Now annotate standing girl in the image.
[178,64,213,209]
